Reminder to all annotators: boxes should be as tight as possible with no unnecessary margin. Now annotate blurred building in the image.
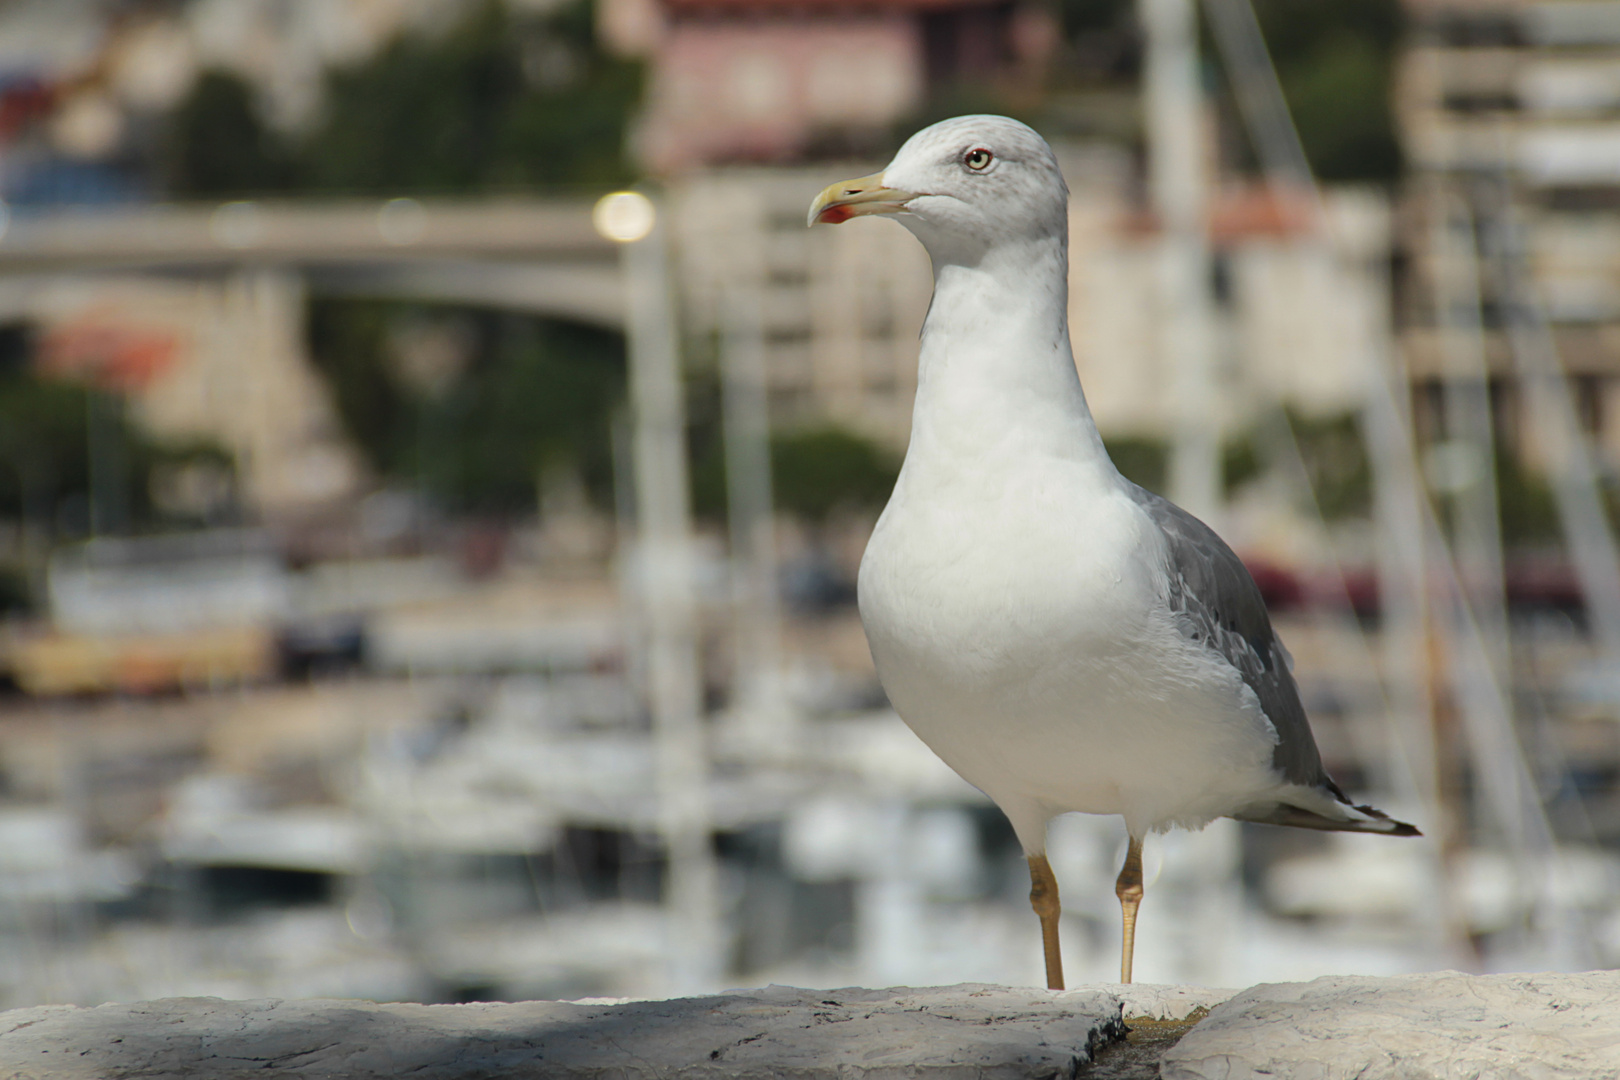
[0,0,1053,197]
[0,167,1389,520]
[0,0,582,200]
[1396,0,1620,470]
[674,152,1391,450]
[0,0,1393,478]
[24,271,362,513]
[0,197,629,519]
[602,0,1058,174]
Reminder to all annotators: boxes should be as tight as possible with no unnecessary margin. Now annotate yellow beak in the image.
[807,172,916,226]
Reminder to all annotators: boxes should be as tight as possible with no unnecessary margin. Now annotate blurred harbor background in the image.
[0,0,1616,1005]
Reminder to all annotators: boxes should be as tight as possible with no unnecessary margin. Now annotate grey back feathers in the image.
[1125,482,1421,837]
[1123,482,1328,789]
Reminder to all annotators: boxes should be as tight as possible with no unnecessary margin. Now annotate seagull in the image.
[807,115,1418,989]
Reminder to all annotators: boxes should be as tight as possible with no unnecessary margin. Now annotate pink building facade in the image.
[603,0,1050,173]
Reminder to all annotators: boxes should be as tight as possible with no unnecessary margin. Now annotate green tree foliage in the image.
[1245,0,1403,182]
[769,426,900,524]
[1103,435,1167,494]
[1053,0,1139,89]
[1216,410,1372,520]
[163,71,292,197]
[1057,0,1136,42]
[1102,433,1269,503]
[1493,449,1563,547]
[427,317,626,512]
[694,425,901,525]
[303,0,638,193]
[158,1,642,522]
[0,328,235,549]
[1108,410,1371,520]
[0,368,98,525]
[302,302,416,473]
[162,0,641,198]
[307,301,626,514]
[1279,410,1372,520]
[1050,0,1400,181]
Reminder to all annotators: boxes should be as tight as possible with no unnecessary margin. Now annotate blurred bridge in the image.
[0,197,635,511]
[0,197,628,328]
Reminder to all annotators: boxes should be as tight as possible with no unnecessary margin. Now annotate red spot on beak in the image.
[818,205,855,225]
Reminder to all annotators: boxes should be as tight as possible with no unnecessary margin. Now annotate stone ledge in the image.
[0,983,1192,1080]
[1162,970,1620,1080]
[6,973,1615,1080]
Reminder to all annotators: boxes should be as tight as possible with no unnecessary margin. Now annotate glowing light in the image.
[593,191,655,243]
[377,197,427,245]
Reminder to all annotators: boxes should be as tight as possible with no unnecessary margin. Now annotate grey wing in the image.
[1122,482,1331,791]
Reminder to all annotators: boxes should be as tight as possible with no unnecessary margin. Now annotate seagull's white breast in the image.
[858,452,1280,840]
[861,458,1150,686]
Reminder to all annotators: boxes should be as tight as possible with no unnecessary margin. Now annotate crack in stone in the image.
[219,1039,344,1067]
[709,1030,769,1060]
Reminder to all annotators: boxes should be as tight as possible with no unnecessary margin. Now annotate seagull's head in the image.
[808,115,1068,259]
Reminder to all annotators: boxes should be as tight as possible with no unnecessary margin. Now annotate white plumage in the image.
[809,114,1417,987]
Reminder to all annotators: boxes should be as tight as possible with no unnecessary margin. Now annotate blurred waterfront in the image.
[0,0,1616,1006]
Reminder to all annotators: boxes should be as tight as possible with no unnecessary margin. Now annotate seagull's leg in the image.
[1026,855,1064,990]
[1115,836,1145,983]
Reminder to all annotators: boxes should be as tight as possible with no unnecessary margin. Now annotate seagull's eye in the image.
[964,148,993,171]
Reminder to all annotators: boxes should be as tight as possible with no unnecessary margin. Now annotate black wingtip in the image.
[1352,802,1421,837]
[1234,800,1423,836]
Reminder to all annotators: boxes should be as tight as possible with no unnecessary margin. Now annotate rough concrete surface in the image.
[1161,970,1620,1080]
[0,984,1124,1080]
[1083,985,1234,1080]
[1094,983,1235,1022]
[9,972,1616,1080]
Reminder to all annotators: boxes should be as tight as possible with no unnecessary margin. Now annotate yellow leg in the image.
[1115,836,1145,983]
[1027,855,1064,990]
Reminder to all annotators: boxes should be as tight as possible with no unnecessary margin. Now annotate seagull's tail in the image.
[1232,784,1422,837]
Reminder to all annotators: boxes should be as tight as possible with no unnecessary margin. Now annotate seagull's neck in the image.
[906,232,1115,480]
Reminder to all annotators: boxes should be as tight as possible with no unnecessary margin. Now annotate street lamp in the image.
[596,188,720,993]
[593,191,656,245]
